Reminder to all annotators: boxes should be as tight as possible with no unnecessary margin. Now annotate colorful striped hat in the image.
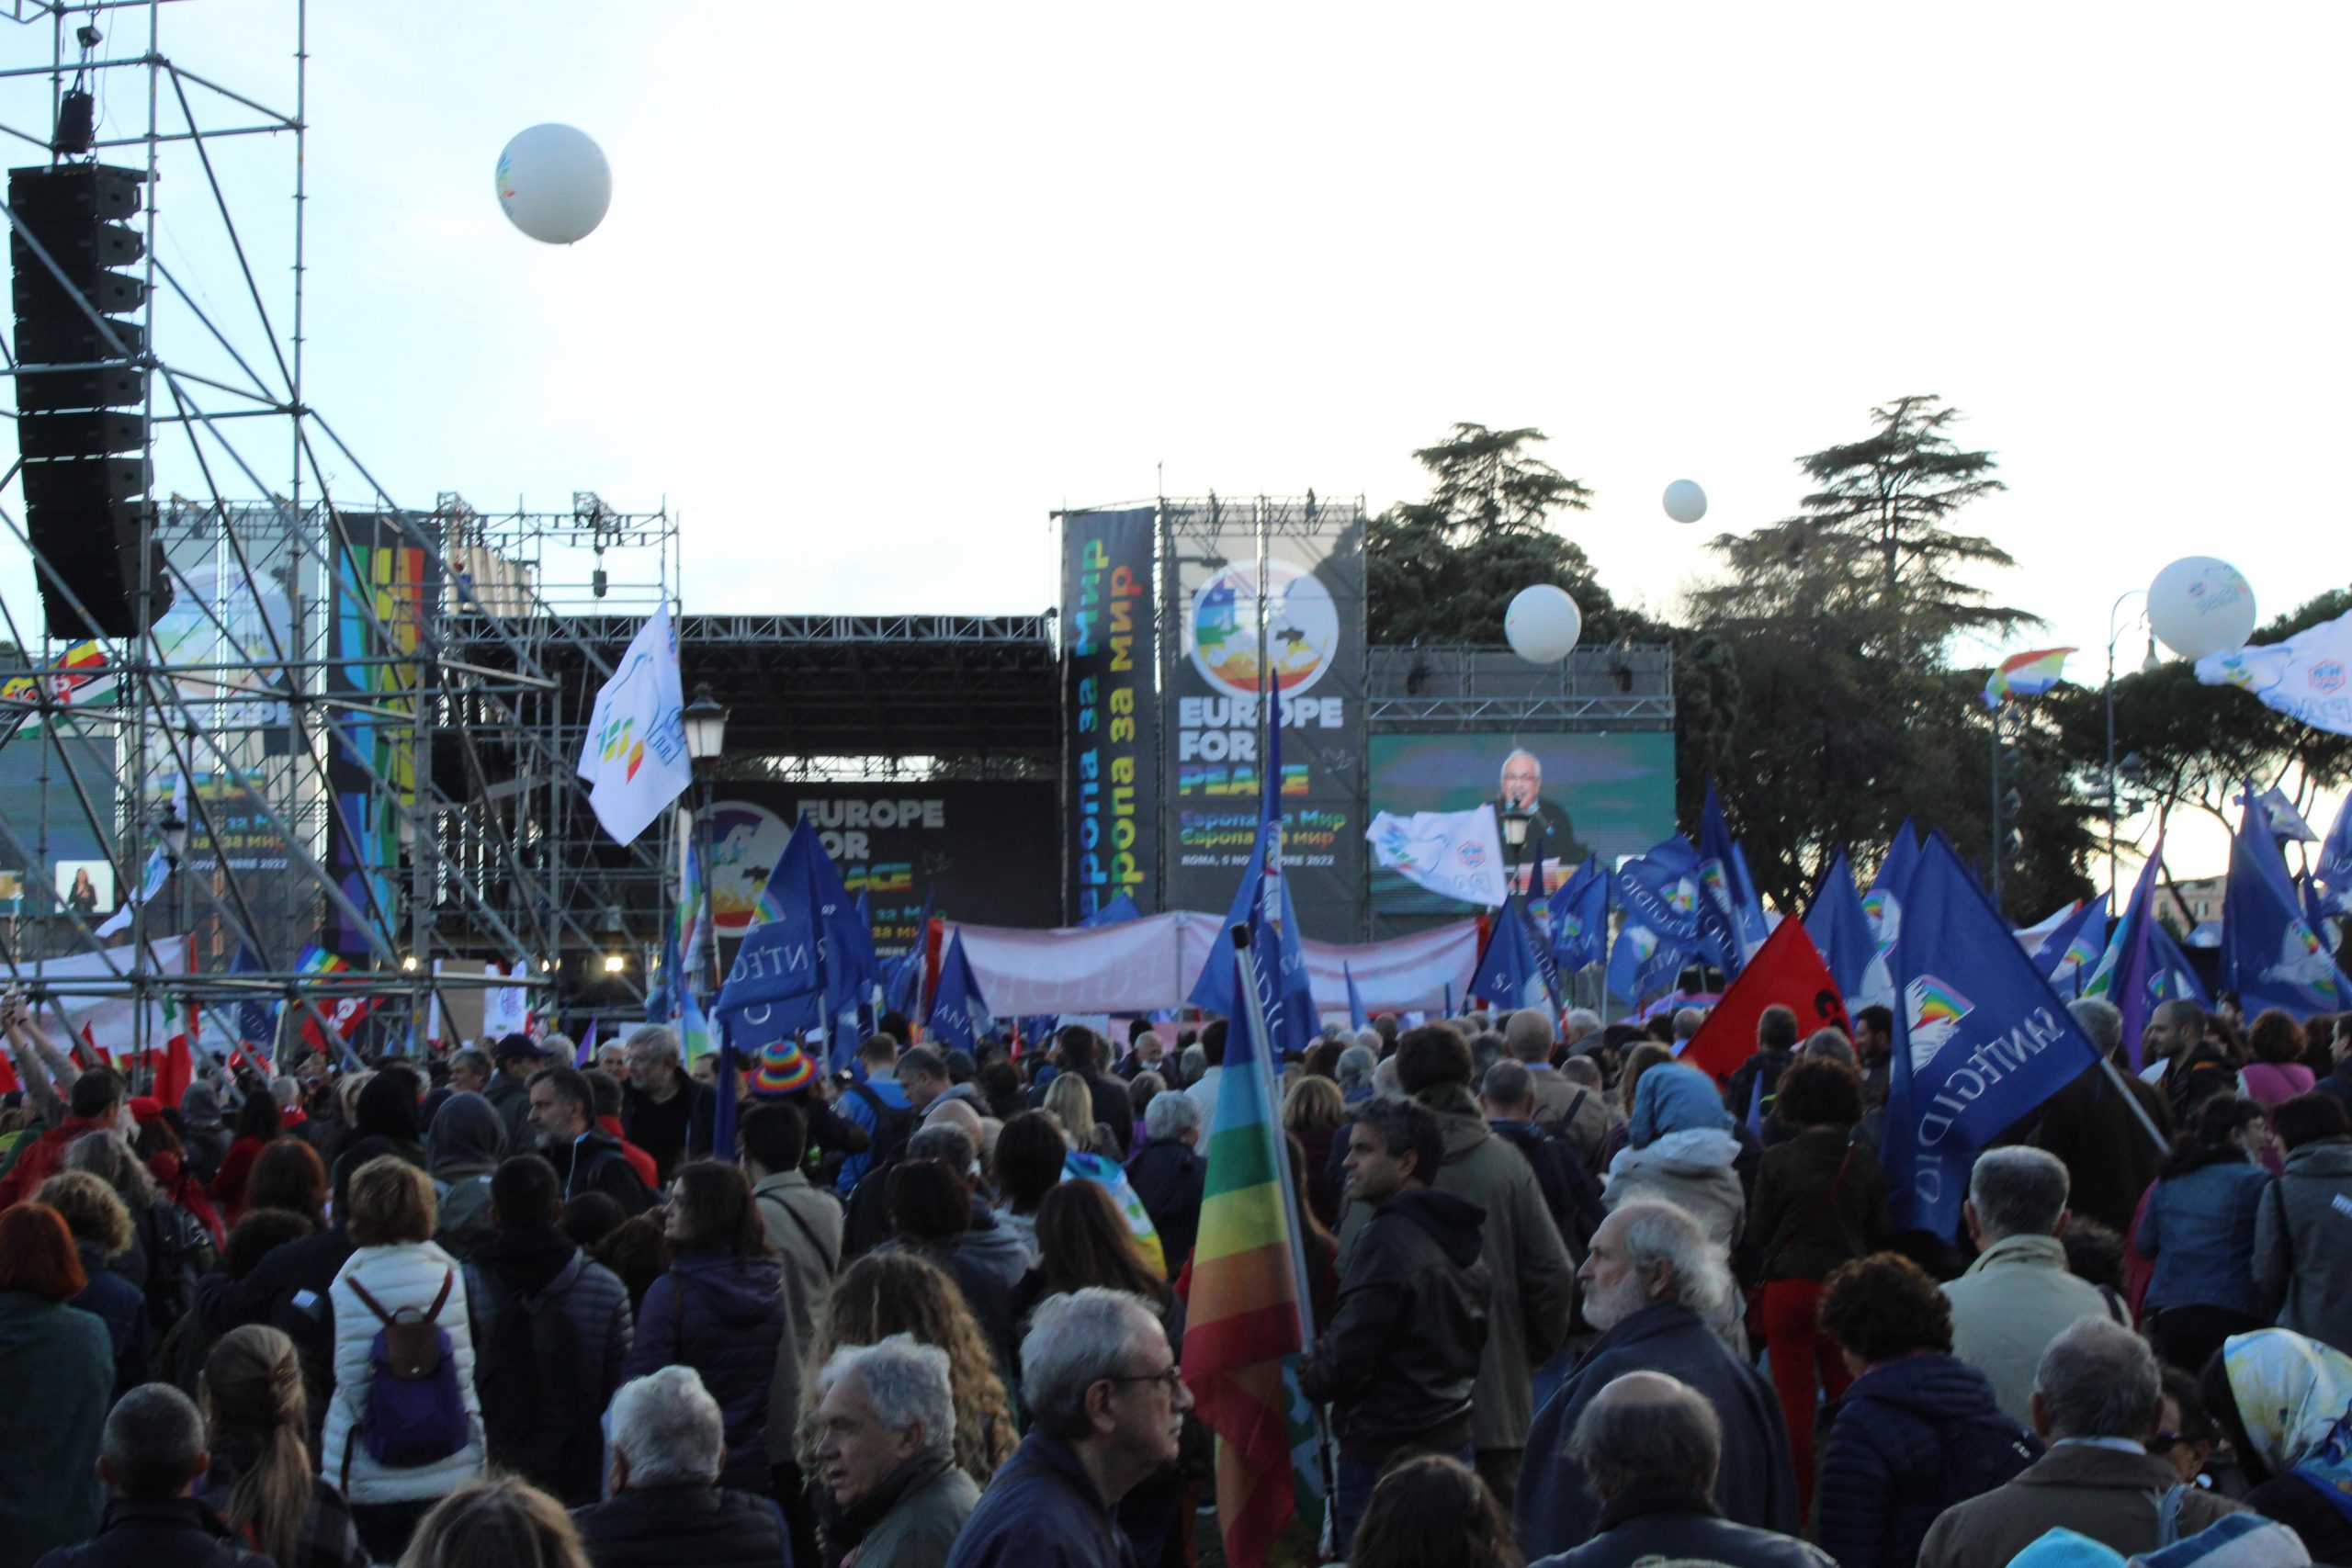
[751,1038,816,1097]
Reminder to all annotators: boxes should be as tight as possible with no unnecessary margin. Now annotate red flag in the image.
[1679,917,1850,1085]
[151,1001,195,1108]
[0,1050,17,1093]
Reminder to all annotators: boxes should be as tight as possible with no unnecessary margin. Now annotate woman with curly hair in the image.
[35,1169,149,1394]
[1815,1252,2039,1568]
[800,1250,1017,1486]
[1348,1453,1520,1568]
[198,1325,368,1568]
[245,1138,330,1231]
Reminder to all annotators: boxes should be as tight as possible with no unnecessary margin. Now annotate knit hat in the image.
[751,1039,816,1097]
[127,1095,164,1125]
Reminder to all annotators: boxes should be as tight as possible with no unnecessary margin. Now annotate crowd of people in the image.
[1,988,2350,1568]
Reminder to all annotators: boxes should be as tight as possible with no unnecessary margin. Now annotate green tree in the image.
[1367,423,1658,647]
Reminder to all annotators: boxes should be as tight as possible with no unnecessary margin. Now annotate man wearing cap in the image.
[488,1032,547,1153]
[529,1063,655,1214]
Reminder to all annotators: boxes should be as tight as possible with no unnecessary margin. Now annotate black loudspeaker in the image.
[8,162,167,638]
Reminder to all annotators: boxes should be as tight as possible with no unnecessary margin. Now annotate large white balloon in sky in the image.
[1662,479,1708,525]
[2147,556,2256,661]
[1505,584,1582,664]
[496,124,611,245]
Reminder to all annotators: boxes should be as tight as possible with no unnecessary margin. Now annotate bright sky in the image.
[6,1,2349,886]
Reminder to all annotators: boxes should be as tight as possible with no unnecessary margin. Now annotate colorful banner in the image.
[1160,499,1367,941]
[324,512,437,962]
[1061,507,1160,923]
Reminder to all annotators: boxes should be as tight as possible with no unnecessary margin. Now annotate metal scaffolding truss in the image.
[0,2,674,1058]
[1364,645,1677,730]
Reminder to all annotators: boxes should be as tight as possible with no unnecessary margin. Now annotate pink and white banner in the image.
[946,913,1478,1018]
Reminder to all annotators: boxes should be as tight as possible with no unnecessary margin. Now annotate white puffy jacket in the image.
[319,1240,487,1503]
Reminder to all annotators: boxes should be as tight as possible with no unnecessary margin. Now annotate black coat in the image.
[571,1485,788,1568]
[1298,1187,1490,1462]
[32,1498,277,1568]
[1028,1071,1134,1158]
[1529,1484,1833,1568]
[205,1224,355,1450]
[1124,1139,1204,1275]
[945,1429,1136,1568]
[2027,1059,2172,1235]
[1815,1351,2039,1568]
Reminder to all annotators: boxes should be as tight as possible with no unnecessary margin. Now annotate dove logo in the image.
[1904,976,1972,1070]
[1667,879,1698,917]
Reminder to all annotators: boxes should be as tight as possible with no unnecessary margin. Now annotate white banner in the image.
[481,963,531,1039]
[574,606,694,846]
[18,938,187,1051]
[946,911,1481,1017]
[2199,609,2352,738]
[1365,806,1509,908]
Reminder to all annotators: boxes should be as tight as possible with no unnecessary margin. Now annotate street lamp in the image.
[1500,802,1533,894]
[157,801,188,941]
[681,682,729,998]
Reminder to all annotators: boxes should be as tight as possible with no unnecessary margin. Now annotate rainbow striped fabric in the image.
[1180,977,1328,1566]
[1981,646,2075,707]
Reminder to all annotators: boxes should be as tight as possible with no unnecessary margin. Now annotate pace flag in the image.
[1182,938,1328,1567]
[1679,915,1849,1087]
[1614,836,1735,974]
[1469,893,1553,1017]
[1190,720,1318,1060]
[2197,607,2352,738]
[1803,849,1877,1011]
[1549,856,1610,972]
[2034,897,2109,998]
[1982,647,2075,708]
[575,605,694,846]
[1365,805,1509,908]
[927,931,992,1053]
[2222,787,2351,1020]
[1882,833,2103,1238]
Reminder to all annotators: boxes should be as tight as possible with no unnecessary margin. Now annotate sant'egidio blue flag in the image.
[1804,849,1876,1012]
[2319,795,2352,913]
[927,931,992,1052]
[2222,787,2351,1020]
[1470,893,1553,1016]
[1855,822,1919,1011]
[1187,717,1317,1059]
[1883,832,2103,1238]
[2032,897,2109,998]
[1614,837,1734,974]
[1550,856,1610,972]
[1699,778,1769,973]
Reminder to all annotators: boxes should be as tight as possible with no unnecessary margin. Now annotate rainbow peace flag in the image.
[1180,970,1327,1566]
[1981,647,2075,708]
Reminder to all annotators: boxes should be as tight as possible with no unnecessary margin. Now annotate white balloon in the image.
[1662,479,1708,525]
[1506,584,1582,664]
[495,124,612,245]
[2147,556,2256,662]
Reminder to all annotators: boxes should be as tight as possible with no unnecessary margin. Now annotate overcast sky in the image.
[9,1,2349,886]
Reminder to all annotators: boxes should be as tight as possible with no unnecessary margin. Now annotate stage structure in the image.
[0,2,684,1060]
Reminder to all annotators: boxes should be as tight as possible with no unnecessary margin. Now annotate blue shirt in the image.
[836,1076,910,1193]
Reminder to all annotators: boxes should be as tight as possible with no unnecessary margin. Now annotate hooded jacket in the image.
[2136,1147,2274,1322]
[464,1229,634,1506]
[1336,1082,1573,1452]
[1603,1128,1748,1256]
[176,1084,231,1184]
[544,1126,655,1216]
[2253,1135,2352,1355]
[1519,1301,1797,1558]
[620,1249,786,1492]
[1299,1186,1490,1461]
[425,1092,506,1261]
[1815,1350,2041,1568]
[326,1075,426,1192]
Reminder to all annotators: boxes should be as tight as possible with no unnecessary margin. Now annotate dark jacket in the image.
[193,1439,368,1568]
[545,1128,656,1216]
[1298,1187,1490,1461]
[464,1228,636,1506]
[2028,1059,2173,1235]
[2136,1148,2274,1322]
[2315,1059,2352,1122]
[30,1498,277,1568]
[203,1224,355,1450]
[570,1484,788,1568]
[1518,1302,1798,1559]
[830,1450,980,1568]
[2253,1134,2352,1355]
[1530,1483,1835,1568]
[2243,1473,2352,1568]
[1917,1443,2242,1568]
[1027,1071,1134,1159]
[1748,1127,1889,1282]
[621,1250,786,1493]
[1815,1351,2040,1568]
[1123,1139,1204,1276]
[1724,1047,1796,1131]
[482,1070,536,1155]
[945,1428,1135,1568]
[1488,1119,1606,1258]
[619,1076,707,1183]
[70,1238,151,1396]
[0,1290,112,1568]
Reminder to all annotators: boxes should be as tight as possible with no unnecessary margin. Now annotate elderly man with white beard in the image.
[1516,1201,1799,1559]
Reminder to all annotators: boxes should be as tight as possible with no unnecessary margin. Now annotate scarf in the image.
[2222,1328,2352,1525]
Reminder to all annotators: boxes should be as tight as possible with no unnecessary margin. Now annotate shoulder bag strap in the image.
[759,1186,836,1266]
[344,1276,396,1328]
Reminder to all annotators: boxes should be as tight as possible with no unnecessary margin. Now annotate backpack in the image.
[471,1262,592,1494]
[846,1080,918,1176]
[1936,1408,2042,1511]
[141,1198,216,1335]
[343,1269,469,1483]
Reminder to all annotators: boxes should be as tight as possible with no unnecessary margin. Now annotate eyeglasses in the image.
[2147,1431,2190,1456]
[1103,1365,1184,1394]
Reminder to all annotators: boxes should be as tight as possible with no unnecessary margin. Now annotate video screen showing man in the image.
[1498,748,1589,892]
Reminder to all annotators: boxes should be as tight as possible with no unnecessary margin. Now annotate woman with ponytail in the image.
[197,1325,368,1568]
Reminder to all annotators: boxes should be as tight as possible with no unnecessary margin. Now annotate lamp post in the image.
[2105,589,2159,907]
[682,682,729,998]
[158,800,188,940]
[1500,802,1533,897]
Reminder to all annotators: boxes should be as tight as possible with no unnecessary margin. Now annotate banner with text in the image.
[1061,508,1160,922]
[1159,499,1367,942]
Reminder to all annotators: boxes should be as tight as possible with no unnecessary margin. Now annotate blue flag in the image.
[2145,919,2212,1016]
[1883,832,2104,1238]
[2222,788,2351,1020]
[2319,794,2352,913]
[1080,891,1145,927]
[882,885,935,1017]
[749,817,885,1067]
[1470,893,1554,1016]
[927,931,992,1052]
[1186,716,1317,1059]
[710,1021,740,1161]
[1613,837,1733,973]
[1856,822,1919,1010]
[1549,856,1610,972]
[1344,963,1369,1032]
[228,943,273,1045]
[2033,897,2109,998]
[1607,919,1692,1006]
[1699,778,1770,973]
[1804,849,1877,1011]
[2101,849,2167,1071]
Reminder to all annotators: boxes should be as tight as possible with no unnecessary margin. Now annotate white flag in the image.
[96,773,188,939]
[2198,609,2352,739]
[1365,806,1510,908]
[575,605,694,846]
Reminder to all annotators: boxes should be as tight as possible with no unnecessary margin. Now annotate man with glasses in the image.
[945,1287,1193,1568]
[619,1023,707,1181]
